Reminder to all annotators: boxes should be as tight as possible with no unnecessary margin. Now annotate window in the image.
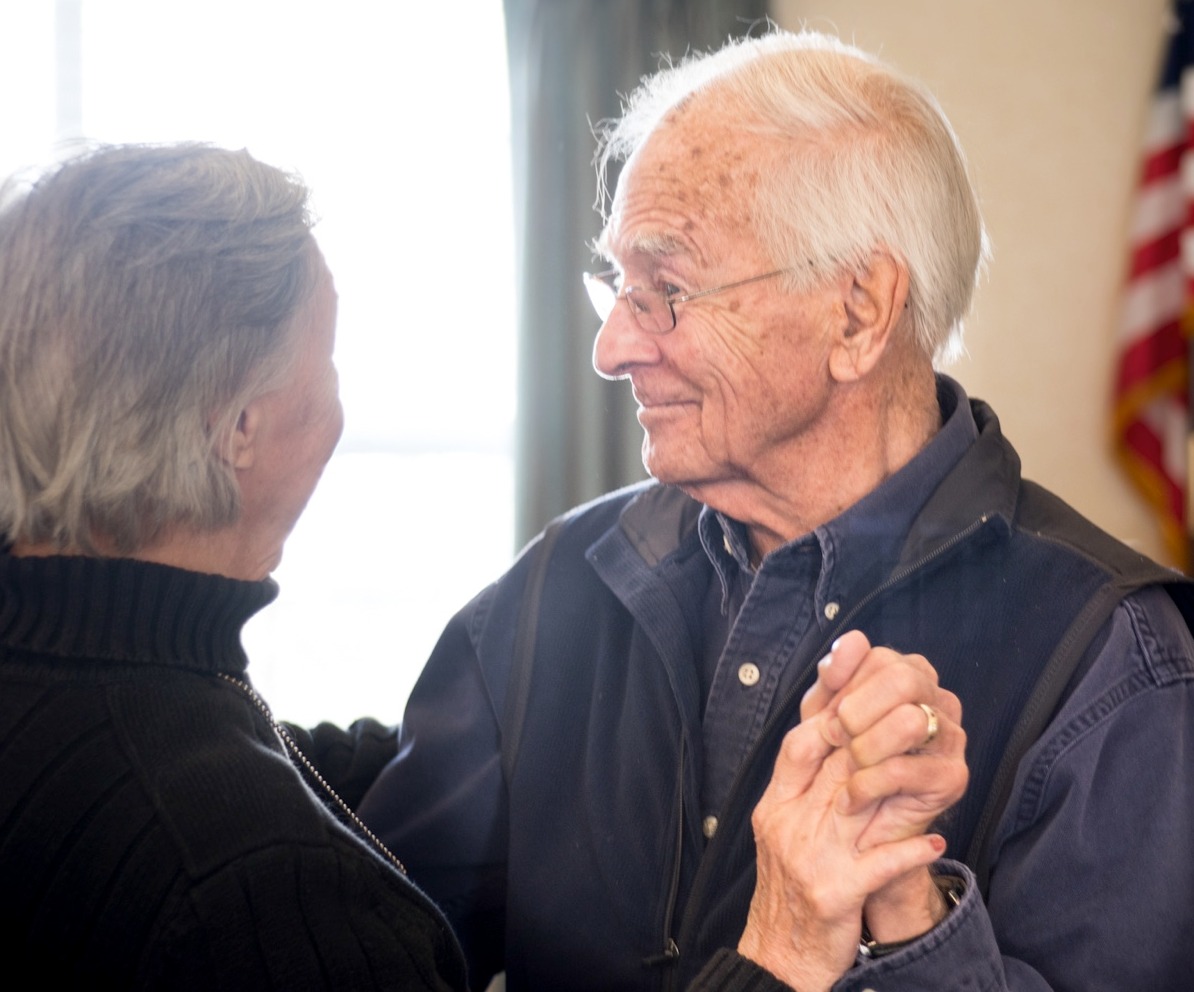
[2,1,517,725]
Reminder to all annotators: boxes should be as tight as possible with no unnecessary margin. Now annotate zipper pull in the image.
[642,938,680,968]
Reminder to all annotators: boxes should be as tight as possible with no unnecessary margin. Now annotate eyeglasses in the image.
[582,268,791,334]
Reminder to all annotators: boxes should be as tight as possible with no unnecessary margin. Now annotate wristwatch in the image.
[857,874,965,960]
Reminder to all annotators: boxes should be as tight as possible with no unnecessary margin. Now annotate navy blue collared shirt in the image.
[694,376,980,834]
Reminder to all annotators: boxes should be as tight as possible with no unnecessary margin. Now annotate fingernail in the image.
[930,834,947,856]
[817,651,833,670]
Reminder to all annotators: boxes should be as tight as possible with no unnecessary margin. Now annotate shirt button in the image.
[824,601,840,620]
[723,535,733,555]
[738,662,761,687]
[702,816,719,839]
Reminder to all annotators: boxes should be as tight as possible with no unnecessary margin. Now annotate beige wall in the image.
[772,0,1175,563]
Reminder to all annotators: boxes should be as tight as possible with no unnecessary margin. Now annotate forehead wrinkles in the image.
[603,109,762,267]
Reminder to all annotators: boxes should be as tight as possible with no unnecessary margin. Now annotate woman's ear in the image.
[827,252,909,383]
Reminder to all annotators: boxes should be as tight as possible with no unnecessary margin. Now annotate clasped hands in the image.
[737,631,969,992]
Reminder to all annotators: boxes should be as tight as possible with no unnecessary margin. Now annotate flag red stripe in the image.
[1140,140,1184,184]
[1129,227,1181,278]
[1115,319,1187,394]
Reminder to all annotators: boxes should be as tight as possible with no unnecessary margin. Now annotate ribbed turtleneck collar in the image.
[0,550,278,676]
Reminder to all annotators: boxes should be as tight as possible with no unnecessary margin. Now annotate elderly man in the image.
[359,30,1194,992]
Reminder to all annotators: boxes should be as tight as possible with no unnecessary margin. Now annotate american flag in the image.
[1114,0,1194,570]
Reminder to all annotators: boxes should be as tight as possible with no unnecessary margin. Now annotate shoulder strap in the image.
[965,580,1138,894]
[501,517,566,784]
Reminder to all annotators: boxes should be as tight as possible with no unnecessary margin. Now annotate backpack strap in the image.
[965,579,1142,894]
[501,517,566,784]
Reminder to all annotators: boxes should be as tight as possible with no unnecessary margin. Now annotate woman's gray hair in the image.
[596,29,988,364]
[0,143,317,553]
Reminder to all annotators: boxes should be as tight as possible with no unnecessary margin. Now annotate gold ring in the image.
[918,703,939,747]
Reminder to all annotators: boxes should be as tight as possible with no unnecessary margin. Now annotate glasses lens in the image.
[582,271,675,333]
[624,288,674,333]
[584,271,619,321]
[625,286,673,334]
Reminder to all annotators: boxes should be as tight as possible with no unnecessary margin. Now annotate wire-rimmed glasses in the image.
[582,268,791,334]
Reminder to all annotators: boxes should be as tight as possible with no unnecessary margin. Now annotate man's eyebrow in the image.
[594,229,690,266]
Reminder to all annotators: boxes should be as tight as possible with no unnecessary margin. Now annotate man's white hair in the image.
[596,29,988,363]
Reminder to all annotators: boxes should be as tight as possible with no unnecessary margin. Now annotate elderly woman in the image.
[0,144,465,989]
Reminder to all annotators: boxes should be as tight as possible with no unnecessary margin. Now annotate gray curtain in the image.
[504,0,768,547]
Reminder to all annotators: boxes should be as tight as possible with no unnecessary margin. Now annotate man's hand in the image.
[737,696,947,991]
[802,630,969,941]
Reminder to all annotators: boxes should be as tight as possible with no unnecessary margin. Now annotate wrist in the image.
[858,874,963,960]
[863,867,943,942]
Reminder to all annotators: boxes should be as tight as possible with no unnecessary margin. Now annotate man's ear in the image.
[215,406,260,470]
[828,252,909,383]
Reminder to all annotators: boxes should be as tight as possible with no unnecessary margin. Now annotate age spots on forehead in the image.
[634,112,765,248]
[735,166,763,197]
[707,161,762,233]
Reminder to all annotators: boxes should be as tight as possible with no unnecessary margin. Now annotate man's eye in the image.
[627,293,652,314]
[660,283,683,298]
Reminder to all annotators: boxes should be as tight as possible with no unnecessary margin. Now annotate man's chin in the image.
[641,453,704,491]
[644,455,746,507]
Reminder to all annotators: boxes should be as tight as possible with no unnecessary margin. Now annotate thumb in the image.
[801,630,873,721]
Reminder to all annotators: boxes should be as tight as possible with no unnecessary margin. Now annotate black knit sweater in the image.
[0,549,466,990]
[0,549,795,992]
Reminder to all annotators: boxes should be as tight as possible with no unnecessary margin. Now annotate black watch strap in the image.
[857,874,964,960]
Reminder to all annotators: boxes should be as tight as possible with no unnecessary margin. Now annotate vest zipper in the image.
[805,512,995,666]
[645,735,685,982]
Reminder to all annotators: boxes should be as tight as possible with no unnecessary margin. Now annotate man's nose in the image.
[592,299,662,380]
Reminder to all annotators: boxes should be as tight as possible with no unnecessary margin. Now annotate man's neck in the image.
[689,367,942,562]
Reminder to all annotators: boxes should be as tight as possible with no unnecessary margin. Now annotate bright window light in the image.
[2,1,517,726]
